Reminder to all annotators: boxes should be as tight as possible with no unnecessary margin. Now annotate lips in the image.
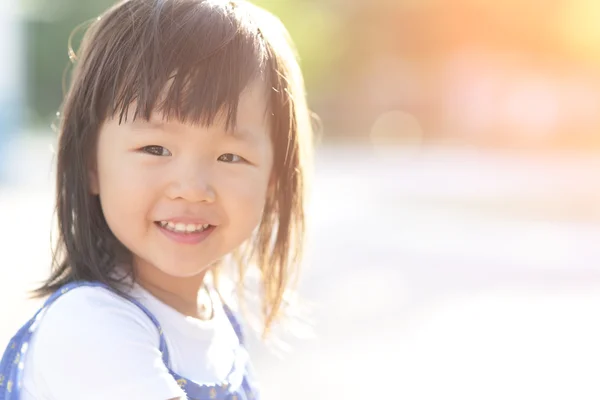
[156,220,211,234]
[154,220,216,245]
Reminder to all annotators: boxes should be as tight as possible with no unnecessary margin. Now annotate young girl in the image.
[0,0,312,398]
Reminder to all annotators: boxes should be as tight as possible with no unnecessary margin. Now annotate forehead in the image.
[233,78,271,127]
[123,76,271,128]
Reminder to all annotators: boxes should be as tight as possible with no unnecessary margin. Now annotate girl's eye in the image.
[217,153,245,163]
[141,145,171,156]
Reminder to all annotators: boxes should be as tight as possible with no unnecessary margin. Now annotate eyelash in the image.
[141,145,171,156]
[140,146,246,163]
[217,153,245,163]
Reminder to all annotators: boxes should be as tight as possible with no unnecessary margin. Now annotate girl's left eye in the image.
[217,153,245,163]
[141,145,171,156]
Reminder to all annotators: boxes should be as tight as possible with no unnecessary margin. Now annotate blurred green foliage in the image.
[252,0,342,92]
[25,0,114,124]
[23,0,341,125]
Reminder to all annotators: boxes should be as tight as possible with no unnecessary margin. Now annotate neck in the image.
[133,260,211,319]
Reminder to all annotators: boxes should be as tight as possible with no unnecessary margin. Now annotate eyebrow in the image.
[129,118,165,129]
[228,127,261,143]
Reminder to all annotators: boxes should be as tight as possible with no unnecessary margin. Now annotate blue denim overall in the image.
[0,281,260,400]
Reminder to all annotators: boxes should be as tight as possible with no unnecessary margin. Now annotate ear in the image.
[267,172,277,197]
[89,164,99,195]
[269,173,276,189]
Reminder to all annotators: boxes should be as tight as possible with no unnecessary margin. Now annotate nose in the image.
[165,163,216,203]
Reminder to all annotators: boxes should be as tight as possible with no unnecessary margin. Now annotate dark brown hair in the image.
[35,0,313,335]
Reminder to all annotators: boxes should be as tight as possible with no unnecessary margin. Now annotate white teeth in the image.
[158,220,210,233]
[185,224,196,233]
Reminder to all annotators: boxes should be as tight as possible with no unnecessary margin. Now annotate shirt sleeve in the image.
[23,286,187,400]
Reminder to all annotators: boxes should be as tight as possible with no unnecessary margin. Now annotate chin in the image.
[152,256,215,277]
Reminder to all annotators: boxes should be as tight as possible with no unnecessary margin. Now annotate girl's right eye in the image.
[140,145,171,156]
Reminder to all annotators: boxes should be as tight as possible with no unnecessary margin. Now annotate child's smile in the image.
[155,219,216,245]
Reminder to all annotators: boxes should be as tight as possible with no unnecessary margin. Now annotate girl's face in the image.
[91,79,273,278]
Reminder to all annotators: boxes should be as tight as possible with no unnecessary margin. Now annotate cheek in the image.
[95,146,157,236]
[220,171,270,224]
[96,136,159,199]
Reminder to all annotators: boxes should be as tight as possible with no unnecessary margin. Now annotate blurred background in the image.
[3,0,600,398]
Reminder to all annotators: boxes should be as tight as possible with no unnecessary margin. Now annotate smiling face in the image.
[90,79,273,279]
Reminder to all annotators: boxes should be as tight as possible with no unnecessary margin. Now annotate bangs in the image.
[91,0,270,130]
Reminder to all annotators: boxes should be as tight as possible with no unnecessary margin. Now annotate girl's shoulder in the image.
[38,283,158,334]
[21,284,185,399]
[28,283,164,365]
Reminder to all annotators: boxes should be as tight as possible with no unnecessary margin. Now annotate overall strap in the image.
[215,291,245,345]
[222,305,245,345]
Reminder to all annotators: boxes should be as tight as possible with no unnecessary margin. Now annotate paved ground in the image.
[3,134,600,399]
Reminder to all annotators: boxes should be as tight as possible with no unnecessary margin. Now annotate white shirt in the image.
[21,283,240,400]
